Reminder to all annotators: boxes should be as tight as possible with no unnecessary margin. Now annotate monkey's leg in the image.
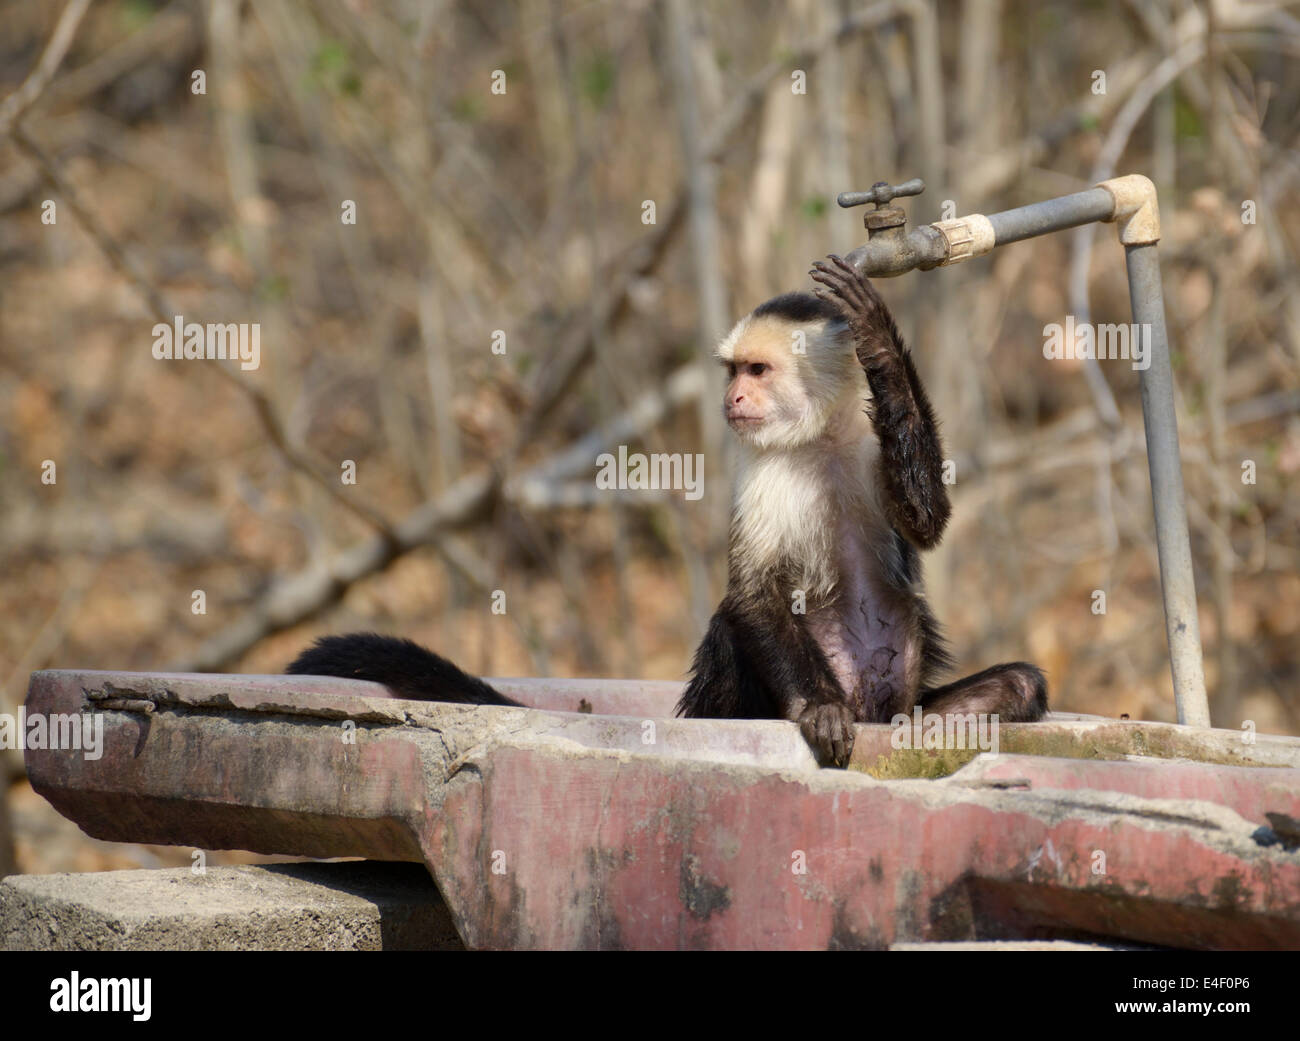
[917,662,1048,722]
[681,597,857,766]
[678,610,765,720]
[810,255,951,549]
[726,599,858,768]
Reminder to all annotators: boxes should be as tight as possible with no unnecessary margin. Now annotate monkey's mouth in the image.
[726,412,764,427]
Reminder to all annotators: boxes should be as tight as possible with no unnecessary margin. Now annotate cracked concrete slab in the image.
[0,861,462,950]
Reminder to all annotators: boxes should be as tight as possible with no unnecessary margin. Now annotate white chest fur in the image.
[730,413,916,715]
[731,411,881,596]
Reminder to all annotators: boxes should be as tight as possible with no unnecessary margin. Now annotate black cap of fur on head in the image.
[751,291,842,325]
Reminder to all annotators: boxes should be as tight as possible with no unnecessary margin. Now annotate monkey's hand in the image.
[797,701,857,768]
[809,255,897,363]
[810,254,952,548]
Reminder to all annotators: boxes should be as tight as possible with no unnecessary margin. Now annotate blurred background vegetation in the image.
[1,0,1298,875]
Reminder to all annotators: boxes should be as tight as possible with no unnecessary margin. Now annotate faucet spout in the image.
[843,225,948,278]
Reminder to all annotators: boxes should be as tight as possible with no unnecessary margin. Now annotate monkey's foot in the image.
[798,702,856,768]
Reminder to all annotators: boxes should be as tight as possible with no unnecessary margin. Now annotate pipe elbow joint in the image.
[1098,174,1161,245]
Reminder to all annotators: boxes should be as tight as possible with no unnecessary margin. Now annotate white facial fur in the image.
[715,312,861,450]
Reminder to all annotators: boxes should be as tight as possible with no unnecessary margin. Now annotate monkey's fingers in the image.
[811,285,864,330]
[830,253,861,279]
[811,287,835,307]
[808,263,859,302]
[829,255,884,310]
[798,711,825,763]
[811,276,871,326]
[828,706,855,766]
[810,258,872,313]
[799,703,856,768]
[811,288,855,321]
[827,254,886,310]
[808,267,845,293]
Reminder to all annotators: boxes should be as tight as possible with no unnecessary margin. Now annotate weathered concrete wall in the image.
[19,670,1300,950]
[0,861,462,951]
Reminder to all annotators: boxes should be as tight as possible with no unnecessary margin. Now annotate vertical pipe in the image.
[1125,243,1210,727]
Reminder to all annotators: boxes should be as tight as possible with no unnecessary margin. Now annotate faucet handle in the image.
[836,178,925,209]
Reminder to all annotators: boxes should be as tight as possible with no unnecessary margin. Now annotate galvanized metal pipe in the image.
[845,176,1211,727]
[1125,242,1210,726]
[848,188,1119,278]
[986,187,1116,245]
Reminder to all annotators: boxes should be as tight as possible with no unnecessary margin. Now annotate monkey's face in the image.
[722,354,799,444]
[716,309,856,449]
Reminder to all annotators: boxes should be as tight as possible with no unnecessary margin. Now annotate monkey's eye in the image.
[747,363,768,377]
[726,363,737,379]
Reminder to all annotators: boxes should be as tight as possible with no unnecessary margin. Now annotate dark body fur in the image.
[287,259,1046,767]
[676,258,1046,764]
[680,532,953,721]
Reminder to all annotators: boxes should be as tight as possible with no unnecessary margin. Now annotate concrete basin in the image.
[19,669,1300,949]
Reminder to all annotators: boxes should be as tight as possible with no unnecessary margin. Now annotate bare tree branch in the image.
[0,0,91,135]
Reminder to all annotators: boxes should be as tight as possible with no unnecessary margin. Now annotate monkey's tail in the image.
[286,632,520,706]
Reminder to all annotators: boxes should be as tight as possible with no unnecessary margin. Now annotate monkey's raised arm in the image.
[810,255,951,549]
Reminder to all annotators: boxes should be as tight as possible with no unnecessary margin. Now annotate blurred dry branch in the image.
[0,0,91,784]
[0,0,90,136]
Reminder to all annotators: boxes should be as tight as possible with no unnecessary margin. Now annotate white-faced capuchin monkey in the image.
[287,256,1047,766]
